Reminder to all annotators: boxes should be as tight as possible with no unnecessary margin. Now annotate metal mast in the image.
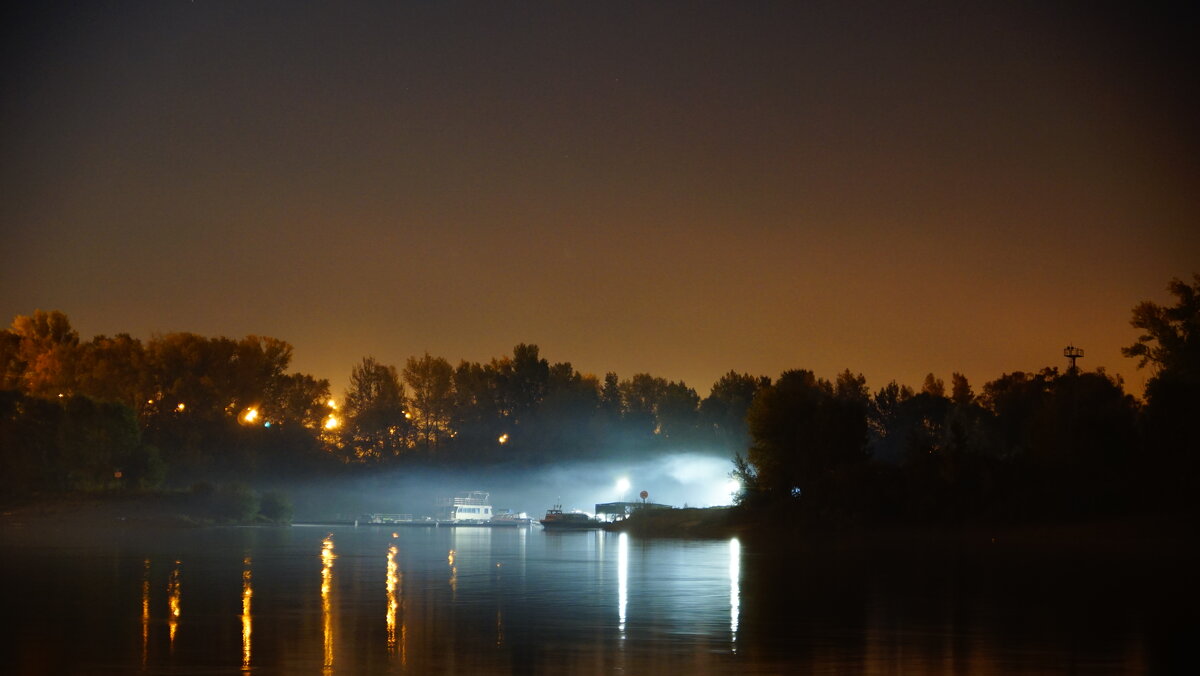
[1063,344,1084,374]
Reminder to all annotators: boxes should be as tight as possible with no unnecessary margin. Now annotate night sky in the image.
[3,1,1197,397]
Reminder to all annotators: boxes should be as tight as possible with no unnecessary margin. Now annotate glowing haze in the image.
[2,2,1196,398]
[287,453,745,520]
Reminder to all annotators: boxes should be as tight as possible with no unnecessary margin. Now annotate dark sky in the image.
[3,1,1197,398]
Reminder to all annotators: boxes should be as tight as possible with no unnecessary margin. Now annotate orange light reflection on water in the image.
[386,545,398,653]
[241,556,253,670]
[141,558,150,667]
[321,535,335,672]
[167,560,181,649]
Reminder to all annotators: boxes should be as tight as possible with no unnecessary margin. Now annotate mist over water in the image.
[286,453,739,520]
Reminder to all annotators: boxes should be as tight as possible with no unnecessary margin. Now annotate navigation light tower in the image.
[1063,344,1084,374]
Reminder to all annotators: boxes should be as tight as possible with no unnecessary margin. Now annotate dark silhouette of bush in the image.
[259,490,294,523]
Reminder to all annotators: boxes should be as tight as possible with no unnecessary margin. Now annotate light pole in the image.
[616,477,630,503]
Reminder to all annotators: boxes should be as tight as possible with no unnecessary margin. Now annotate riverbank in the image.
[6,493,1193,562]
[605,502,1196,558]
[0,489,290,530]
[606,506,739,538]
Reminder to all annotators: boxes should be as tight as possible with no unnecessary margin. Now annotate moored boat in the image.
[435,491,493,523]
[539,504,602,530]
[489,510,534,527]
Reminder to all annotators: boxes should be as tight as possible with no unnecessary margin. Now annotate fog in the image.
[283,453,740,521]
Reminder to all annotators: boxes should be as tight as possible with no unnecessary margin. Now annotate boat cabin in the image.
[436,491,493,522]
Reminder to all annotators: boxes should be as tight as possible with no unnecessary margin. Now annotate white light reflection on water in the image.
[730,537,740,652]
[617,532,628,638]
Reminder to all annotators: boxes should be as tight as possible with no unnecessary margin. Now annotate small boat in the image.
[489,510,533,527]
[362,513,414,524]
[539,504,602,530]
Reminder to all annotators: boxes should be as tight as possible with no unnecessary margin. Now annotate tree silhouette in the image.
[745,369,869,501]
[701,371,770,452]
[1123,273,1200,506]
[342,357,410,461]
[403,352,455,451]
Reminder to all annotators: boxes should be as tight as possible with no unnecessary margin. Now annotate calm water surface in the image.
[2,522,1192,674]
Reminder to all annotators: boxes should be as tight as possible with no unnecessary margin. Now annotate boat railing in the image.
[367,513,413,523]
[437,491,491,507]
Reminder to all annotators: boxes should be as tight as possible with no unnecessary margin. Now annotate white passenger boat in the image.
[435,491,493,523]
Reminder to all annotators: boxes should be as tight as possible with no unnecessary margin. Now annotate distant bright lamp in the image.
[725,479,741,502]
[243,408,259,423]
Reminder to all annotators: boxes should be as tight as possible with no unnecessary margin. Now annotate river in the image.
[2,521,1191,674]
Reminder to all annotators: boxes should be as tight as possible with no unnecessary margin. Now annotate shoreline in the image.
[606,503,1196,554]
[3,494,1194,558]
[0,492,277,529]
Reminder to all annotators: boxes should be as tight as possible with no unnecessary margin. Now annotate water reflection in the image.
[320,535,335,672]
[167,560,181,650]
[141,558,150,668]
[386,543,402,662]
[448,548,457,597]
[0,524,1175,673]
[729,538,740,652]
[617,532,628,638]
[241,556,252,670]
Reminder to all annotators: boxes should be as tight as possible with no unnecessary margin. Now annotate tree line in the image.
[736,274,1199,524]
[0,316,764,494]
[2,274,1196,526]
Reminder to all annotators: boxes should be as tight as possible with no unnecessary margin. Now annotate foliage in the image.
[259,490,294,523]
[210,483,260,522]
[403,352,455,451]
[1122,273,1200,377]
[744,369,869,500]
[342,357,410,461]
[6,310,79,397]
[701,371,771,451]
[0,391,162,497]
[1123,273,1200,505]
[2,275,1195,527]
